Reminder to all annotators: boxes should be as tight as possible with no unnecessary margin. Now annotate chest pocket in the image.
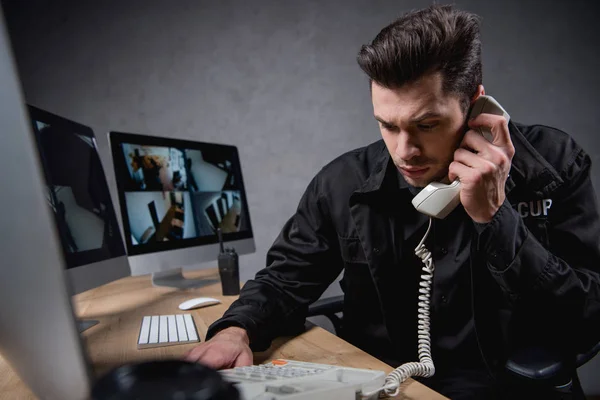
[338,236,368,264]
[337,235,378,310]
[337,236,369,294]
[524,217,550,249]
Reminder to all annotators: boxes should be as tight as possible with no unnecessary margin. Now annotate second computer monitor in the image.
[108,131,255,288]
[28,106,130,297]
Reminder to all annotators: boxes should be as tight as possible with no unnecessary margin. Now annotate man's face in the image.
[372,73,468,187]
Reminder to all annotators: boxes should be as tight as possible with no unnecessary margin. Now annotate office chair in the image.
[307,295,600,399]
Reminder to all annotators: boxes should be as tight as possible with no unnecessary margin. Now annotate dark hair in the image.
[357,4,482,112]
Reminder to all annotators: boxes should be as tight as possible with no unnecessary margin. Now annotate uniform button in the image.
[373,247,380,254]
[440,247,448,255]
[441,296,447,304]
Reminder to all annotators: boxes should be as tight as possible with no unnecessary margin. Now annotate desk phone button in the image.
[266,385,298,394]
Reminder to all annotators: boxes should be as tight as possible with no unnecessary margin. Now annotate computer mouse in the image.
[178,297,221,311]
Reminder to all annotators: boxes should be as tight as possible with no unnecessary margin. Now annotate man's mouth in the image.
[399,166,429,178]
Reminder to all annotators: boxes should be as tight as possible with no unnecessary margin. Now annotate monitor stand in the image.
[77,319,99,333]
[151,268,220,290]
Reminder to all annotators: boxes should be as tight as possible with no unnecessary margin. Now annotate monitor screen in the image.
[28,106,127,269]
[109,132,253,257]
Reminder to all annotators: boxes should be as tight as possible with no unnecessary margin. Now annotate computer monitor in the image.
[27,106,131,330]
[108,131,256,289]
[0,11,92,398]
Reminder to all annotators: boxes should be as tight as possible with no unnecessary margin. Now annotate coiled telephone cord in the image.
[363,217,436,398]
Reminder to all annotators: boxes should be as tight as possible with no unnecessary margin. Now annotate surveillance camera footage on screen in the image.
[111,135,252,256]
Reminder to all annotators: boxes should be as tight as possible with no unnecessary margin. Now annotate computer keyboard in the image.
[137,314,200,349]
[219,359,386,400]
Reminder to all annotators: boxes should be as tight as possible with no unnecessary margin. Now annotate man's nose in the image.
[396,132,421,161]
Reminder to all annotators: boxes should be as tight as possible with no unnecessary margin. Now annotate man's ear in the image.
[470,85,485,105]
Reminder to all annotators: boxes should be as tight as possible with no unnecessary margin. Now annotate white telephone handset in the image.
[411,95,510,219]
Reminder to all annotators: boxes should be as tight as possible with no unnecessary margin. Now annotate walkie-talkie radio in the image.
[217,228,240,296]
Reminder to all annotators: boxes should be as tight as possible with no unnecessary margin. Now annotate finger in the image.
[454,147,499,172]
[183,345,208,363]
[460,131,513,169]
[468,113,510,147]
[233,351,253,367]
[454,138,493,161]
[454,147,499,178]
[459,131,491,154]
[193,350,227,369]
[448,160,472,182]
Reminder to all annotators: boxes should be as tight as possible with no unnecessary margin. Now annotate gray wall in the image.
[4,0,599,393]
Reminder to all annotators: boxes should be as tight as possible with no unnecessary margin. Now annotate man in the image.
[184,5,600,399]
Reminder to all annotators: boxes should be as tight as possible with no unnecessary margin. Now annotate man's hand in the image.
[183,326,253,369]
[448,113,515,223]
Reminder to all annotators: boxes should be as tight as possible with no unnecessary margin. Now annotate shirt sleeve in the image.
[205,172,344,351]
[474,149,600,353]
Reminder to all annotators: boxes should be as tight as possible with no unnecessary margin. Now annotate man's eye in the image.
[381,123,398,132]
[417,123,437,131]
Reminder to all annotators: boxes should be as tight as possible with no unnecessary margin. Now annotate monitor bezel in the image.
[108,131,255,257]
[27,105,128,270]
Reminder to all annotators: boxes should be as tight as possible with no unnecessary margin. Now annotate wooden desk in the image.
[0,269,446,400]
